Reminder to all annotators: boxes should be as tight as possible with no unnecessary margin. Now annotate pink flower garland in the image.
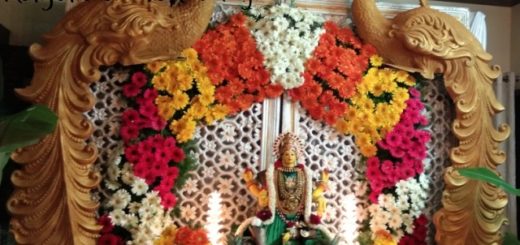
[119,71,185,209]
[366,88,430,203]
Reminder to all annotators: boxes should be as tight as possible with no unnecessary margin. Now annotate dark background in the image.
[0,23,32,243]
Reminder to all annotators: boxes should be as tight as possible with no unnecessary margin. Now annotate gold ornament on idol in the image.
[275,133,306,215]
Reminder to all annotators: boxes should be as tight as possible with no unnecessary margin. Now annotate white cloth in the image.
[470,11,487,50]
[494,72,517,236]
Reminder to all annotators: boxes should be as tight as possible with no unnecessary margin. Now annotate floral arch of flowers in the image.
[97,4,432,245]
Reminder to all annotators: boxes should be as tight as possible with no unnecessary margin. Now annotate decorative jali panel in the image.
[85,5,456,243]
[176,104,265,235]
[421,79,455,244]
[295,104,364,237]
[85,66,129,169]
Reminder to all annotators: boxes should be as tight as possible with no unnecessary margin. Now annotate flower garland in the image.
[288,21,377,126]
[367,175,430,241]
[356,83,431,244]
[95,4,434,245]
[147,49,230,143]
[365,88,430,201]
[99,145,176,244]
[335,65,416,157]
[194,13,284,114]
[154,226,210,245]
[99,49,219,244]
[247,4,325,89]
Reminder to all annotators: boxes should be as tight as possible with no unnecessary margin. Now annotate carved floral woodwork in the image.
[7,0,215,244]
[352,0,510,244]
[7,0,510,244]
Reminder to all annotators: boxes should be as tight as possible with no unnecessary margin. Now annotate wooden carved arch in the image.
[8,0,510,245]
[7,0,215,244]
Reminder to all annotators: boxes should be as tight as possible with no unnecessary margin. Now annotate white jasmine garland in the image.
[248,4,325,89]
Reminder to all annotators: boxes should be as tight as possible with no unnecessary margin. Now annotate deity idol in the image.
[237,133,333,244]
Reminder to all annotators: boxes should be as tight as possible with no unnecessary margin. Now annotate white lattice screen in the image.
[86,2,464,244]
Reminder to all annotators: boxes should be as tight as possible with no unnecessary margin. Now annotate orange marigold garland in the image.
[289,21,377,125]
[194,13,283,114]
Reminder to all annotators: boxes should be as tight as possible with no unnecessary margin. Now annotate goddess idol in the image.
[237,132,333,244]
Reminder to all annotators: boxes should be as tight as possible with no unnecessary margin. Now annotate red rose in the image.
[98,233,124,245]
[310,214,321,224]
[256,209,272,221]
[286,221,295,228]
[98,215,113,234]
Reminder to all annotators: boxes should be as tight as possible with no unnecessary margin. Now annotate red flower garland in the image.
[194,13,283,114]
[289,21,377,125]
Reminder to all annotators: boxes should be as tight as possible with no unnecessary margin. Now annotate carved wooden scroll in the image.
[7,0,215,244]
[352,1,510,244]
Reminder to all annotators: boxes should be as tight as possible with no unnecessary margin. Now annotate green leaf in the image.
[0,151,9,184]
[458,168,520,196]
[0,105,58,153]
[503,232,520,245]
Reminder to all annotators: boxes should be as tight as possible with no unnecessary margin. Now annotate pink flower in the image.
[124,144,141,163]
[143,88,158,101]
[160,178,174,189]
[166,167,180,180]
[390,147,406,158]
[160,192,177,209]
[139,101,158,119]
[148,135,165,146]
[409,88,421,98]
[122,84,140,98]
[406,99,423,111]
[164,137,177,148]
[367,157,380,169]
[385,131,402,147]
[144,171,156,185]
[138,152,155,169]
[381,160,393,173]
[133,162,148,179]
[122,109,140,125]
[366,166,381,181]
[414,161,424,173]
[171,147,185,163]
[148,114,166,131]
[138,140,153,155]
[155,148,171,164]
[400,136,413,149]
[369,192,380,203]
[152,161,168,176]
[137,88,158,105]
[120,124,139,142]
[131,71,148,88]
[414,131,431,144]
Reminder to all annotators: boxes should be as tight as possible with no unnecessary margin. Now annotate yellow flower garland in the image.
[335,56,416,157]
[148,48,230,143]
